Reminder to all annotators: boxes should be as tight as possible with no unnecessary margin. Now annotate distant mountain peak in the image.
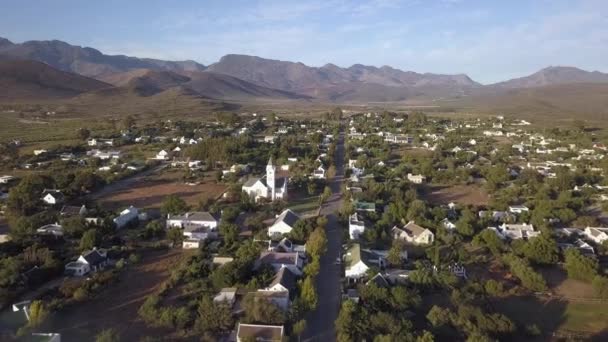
[492,65,608,89]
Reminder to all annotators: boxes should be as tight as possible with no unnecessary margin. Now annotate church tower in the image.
[266,156,276,200]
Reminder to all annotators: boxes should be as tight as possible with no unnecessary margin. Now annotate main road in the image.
[303,125,345,342]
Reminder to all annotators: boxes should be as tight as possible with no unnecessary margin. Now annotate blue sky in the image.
[1,0,607,83]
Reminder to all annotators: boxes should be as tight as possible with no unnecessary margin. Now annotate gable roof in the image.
[366,273,390,288]
[168,211,218,222]
[258,252,299,266]
[273,209,300,227]
[402,221,429,238]
[42,189,64,200]
[82,249,106,266]
[243,177,263,187]
[268,267,297,291]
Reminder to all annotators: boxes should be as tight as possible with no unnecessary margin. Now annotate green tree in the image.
[300,276,318,311]
[77,128,91,140]
[80,229,99,251]
[27,300,48,327]
[167,228,184,246]
[95,328,120,342]
[306,227,328,259]
[195,296,234,333]
[522,236,559,265]
[387,240,405,266]
[564,249,598,282]
[161,195,189,216]
[592,276,608,299]
[292,319,307,342]
[336,300,358,342]
[503,254,547,291]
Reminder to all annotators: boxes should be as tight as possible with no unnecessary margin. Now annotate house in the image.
[264,135,276,143]
[167,211,220,241]
[236,324,284,342]
[407,173,426,184]
[60,205,88,217]
[268,237,295,253]
[252,290,290,311]
[155,149,170,160]
[0,225,11,244]
[584,227,608,244]
[64,249,108,276]
[265,266,297,294]
[0,175,16,184]
[256,252,303,275]
[366,273,390,288]
[36,223,63,237]
[267,209,300,237]
[242,156,288,202]
[508,205,530,214]
[166,211,219,231]
[488,223,540,240]
[348,213,366,239]
[441,218,457,231]
[392,221,434,245]
[213,287,237,307]
[182,239,201,249]
[344,243,386,279]
[41,189,64,205]
[312,166,326,179]
[113,206,139,229]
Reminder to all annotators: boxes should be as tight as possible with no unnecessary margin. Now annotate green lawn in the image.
[288,195,320,215]
[561,302,608,332]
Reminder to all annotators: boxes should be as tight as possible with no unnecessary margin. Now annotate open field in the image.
[95,169,227,210]
[43,248,185,341]
[423,184,490,206]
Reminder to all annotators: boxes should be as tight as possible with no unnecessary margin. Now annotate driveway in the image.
[303,127,345,341]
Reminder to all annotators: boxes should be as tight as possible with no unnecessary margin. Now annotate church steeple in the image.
[266,155,276,200]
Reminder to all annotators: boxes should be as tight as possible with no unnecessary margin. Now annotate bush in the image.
[73,287,89,301]
[484,279,504,297]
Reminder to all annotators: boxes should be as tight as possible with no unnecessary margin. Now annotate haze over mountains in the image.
[1,36,608,108]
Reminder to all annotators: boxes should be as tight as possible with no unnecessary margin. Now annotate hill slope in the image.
[491,66,608,89]
[0,37,206,80]
[206,54,480,96]
[0,59,110,100]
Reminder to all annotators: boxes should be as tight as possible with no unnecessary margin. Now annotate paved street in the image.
[303,127,345,342]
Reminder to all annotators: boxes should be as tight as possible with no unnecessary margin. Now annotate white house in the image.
[265,267,297,294]
[242,156,288,202]
[166,211,220,241]
[313,166,326,179]
[36,223,63,237]
[488,223,540,240]
[349,213,366,239]
[155,150,170,160]
[392,221,434,245]
[267,209,300,237]
[113,206,139,229]
[441,218,457,231]
[407,173,426,184]
[41,189,64,205]
[344,243,386,279]
[213,288,237,307]
[584,227,608,244]
[509,205,530,214]
[64,249,108,276]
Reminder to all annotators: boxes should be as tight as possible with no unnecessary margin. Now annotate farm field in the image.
[42,248,186,341]
[94,169,227,210]
[423,184,490,206]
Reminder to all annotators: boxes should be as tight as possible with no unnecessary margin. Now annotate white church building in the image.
[242,156,288,202]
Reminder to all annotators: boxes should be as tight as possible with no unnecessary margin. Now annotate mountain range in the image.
[1,36,607,112]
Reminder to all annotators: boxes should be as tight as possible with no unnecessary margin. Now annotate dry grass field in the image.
[95,170,227,210]
[42,248,186,341]
[423,184,490,206]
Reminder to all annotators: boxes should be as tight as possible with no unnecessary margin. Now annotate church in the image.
[242,156,288,202]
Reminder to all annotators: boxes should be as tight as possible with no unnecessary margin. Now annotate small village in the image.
[1,109,608,341]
